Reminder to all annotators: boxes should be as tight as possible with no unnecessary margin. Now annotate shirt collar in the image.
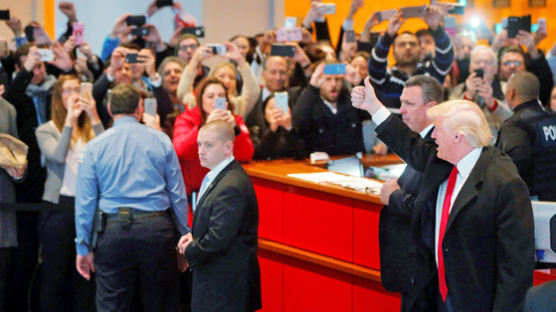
[113,115,139,126]
[419,124,434,138]
[456,147,482,179]
[262,87,272,102]
[206,156,235,183]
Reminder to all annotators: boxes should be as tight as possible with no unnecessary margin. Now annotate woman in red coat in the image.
[173,77,254,218]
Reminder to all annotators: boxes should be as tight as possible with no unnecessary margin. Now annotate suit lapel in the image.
[193,160,238,221]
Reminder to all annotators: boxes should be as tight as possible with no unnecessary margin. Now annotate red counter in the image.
[243,157,556,312]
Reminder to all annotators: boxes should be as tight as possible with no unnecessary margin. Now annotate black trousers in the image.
[7,185,42,312]
[94,212,179,312]
[39,196,96,312]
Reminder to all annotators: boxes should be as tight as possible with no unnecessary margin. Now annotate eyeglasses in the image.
[62,87,81,95]
[179,44,198,51]
[503,60,522,67]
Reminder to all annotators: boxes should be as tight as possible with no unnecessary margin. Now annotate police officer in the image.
[74,83,189,311]
[497,71,556,201]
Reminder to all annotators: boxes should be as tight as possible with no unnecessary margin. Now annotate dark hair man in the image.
[75,83,189,311]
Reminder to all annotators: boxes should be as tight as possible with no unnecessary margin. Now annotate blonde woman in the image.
[35,75,102,312]
[176,42,260,118]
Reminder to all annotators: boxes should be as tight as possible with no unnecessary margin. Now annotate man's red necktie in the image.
[438,166,458,302]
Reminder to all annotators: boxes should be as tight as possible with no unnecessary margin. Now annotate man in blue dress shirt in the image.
[74,83,189,312]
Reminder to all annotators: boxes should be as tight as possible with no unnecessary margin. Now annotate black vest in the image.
[524,110,556,201]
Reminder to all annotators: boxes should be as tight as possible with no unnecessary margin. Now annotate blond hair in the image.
[427,100,492,147]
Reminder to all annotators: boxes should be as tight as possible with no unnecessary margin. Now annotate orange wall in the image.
[285,0,554,53]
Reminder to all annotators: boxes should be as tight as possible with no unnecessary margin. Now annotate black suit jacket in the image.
[379,127,433,297]
[185,160,261,312]
[376,115,535,312]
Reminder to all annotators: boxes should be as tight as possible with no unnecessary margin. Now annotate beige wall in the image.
[0,0,44,41]
[202,0,284,43]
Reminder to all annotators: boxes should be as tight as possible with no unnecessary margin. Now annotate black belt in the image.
[105,208,169,223]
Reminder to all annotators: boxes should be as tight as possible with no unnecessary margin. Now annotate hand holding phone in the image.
[125,53,141,64]
[206,44,227,56]
[474,68,484,79]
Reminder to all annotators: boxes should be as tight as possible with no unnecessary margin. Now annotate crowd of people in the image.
[1,0,556,311]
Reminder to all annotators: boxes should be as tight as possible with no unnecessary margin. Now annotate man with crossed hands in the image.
[352,78,534,311]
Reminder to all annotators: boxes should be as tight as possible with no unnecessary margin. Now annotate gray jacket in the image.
[0,98,19,247]
[36,121,103,204]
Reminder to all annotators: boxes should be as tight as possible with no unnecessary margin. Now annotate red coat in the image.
[173,106,254,196]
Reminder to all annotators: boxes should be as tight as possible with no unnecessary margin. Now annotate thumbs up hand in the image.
[351,77,383,114]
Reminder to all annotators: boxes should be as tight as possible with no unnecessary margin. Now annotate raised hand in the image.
[5,16,23,37]
[386,11,404,37]
[59,1,77,22]
[110,13,133,39]
[351,77,382,114]
[50,42,74,72]
[309,62,325,88]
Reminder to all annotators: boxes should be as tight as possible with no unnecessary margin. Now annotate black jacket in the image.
[376,114,534,312]
[293,84,365,155]
[185,160,261,312]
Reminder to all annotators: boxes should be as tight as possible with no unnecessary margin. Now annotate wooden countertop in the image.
[242,154,402,204]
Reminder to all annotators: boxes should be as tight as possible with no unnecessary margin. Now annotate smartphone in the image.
[537,18,547,33]
[324,63,347,75]
[321,3,336,15]
[276,27,302,42]
[448,4,465,15]
[270,44,295,57]
[126,15,146,27]
[125,53,141,64]
[156,0,173,8]
[377,9,396,22]
[284,16,297,29]
[214,97,227,110]
[345,30,356,43]
[38,49,55,62]
[507,15,531,38]
[144,98,157,116]
[80,82,93,100]
[0,10,9,20]
[531,24,539,33]
[0,41,8,55]
[400,5,427,18]
[274,92,289,113]
[131,27,149,37]
[182,26,205,38]
[24,25,34,42]
[494,23,503,35]
[474,68,484,79]
[72,22,84,46]
[206,44,227,56]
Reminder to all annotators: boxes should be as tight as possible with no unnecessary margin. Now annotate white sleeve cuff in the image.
[372,106,391,126]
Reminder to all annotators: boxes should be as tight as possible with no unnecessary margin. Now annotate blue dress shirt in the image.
[75,116,189,255]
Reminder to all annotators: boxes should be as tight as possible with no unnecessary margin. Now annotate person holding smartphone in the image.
[448,45,512,140]
[177,41,260,118]
[35,75,102,312]
[173,77,253,222]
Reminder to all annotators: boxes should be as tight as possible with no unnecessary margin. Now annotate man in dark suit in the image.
[377,75,442,311]
[352,78,535,312]
[178,120,261,312]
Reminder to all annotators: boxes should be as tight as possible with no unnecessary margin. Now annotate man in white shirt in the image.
[352,78,534,312]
